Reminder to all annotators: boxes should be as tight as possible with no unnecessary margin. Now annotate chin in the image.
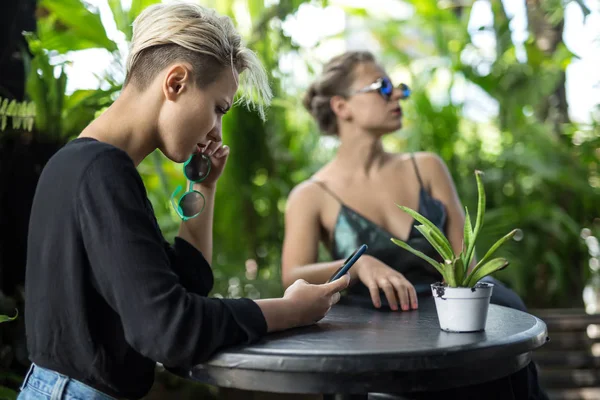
[387,121,403,132]
[160,145,191,164]
[374,124,401,137]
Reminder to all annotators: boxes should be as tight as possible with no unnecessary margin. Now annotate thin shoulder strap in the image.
[411,153,425,189]
[309,179,344,204]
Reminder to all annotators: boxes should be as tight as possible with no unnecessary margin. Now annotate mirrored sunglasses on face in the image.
[170,152,211,221]
[353,77,411,102]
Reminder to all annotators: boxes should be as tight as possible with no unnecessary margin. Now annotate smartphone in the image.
[327,244,368,283]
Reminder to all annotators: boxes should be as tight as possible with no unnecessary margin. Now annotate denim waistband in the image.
[21,364,118,400]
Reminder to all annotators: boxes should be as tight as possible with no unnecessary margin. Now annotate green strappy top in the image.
[313,154,447,298]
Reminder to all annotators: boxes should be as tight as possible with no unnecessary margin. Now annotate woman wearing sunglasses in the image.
[281,51,547,399]
[282,50,527,313]
[19,3,349,400]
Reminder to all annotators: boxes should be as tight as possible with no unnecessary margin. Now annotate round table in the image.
[191,297,548,398]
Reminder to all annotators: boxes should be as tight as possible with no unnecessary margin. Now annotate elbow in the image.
[122,304,201,368]
[124,328,188,367]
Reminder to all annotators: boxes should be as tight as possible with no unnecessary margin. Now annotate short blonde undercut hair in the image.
[125,1,272,119]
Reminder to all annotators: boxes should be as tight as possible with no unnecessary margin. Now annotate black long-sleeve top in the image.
[24,137,267,399]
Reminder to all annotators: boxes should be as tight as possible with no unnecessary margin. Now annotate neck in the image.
[79,87,159,166]
[335,126,386,175]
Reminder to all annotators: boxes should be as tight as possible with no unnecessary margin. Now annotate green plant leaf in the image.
[454,257,465,287]
[0,309,18,323]
[391,238,445,276]
[0,385,17,400]
[465,170,485,268]
[26,57,49,134]
[463,229,517,286]
[396,204,452,255]
[39,0,117,53]
[466,258,509,287]
[129,0,162,22]
[414,225,454,261]
[443,260,457,287]
[108,0,132,40]
[462,205,473,266]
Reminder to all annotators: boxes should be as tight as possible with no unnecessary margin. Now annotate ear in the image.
[330,95,351,121]
[163,63,192,101]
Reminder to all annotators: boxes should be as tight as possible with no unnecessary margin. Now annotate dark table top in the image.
[191,297,548,394]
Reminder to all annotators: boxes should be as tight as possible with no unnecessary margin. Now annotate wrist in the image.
[193,182,217,191]
[255,298,297,333]
[351,255,369,281]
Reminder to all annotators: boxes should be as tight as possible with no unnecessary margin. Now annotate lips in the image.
[392,107,402,117]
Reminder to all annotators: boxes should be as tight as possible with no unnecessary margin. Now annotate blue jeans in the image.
[18,364,116,400]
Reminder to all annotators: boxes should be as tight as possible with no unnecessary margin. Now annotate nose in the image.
[389,86,404,102]
[207,117,223,143]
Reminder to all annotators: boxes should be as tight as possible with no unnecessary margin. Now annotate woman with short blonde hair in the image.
[19,3,348,399]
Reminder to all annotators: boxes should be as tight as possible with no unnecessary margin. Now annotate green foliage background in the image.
[13,0,600,310]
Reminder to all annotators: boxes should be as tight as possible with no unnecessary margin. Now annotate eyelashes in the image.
[216,106,230,115]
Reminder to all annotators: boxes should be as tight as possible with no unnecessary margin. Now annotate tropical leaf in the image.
[464,229,517,286]
[129,0,161,21]
[414,225,454,261]
[108,0,132,40]
[464,171,485,269]
[466,258,509,287]
[396,204,452,252]
[39,0,117,53]
[462,205,474,267]
[391,238,445,276]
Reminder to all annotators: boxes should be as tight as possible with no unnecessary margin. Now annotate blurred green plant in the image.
[21,0,328,302]
[0,310,17,323]
[0,98,35,132]
[361,0,599,307]
[16,0,599,312]
[21,30,117,142]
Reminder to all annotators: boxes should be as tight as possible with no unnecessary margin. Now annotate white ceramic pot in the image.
[430,282,494,332]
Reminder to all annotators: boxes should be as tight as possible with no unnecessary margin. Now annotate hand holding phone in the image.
[327,244,368,283]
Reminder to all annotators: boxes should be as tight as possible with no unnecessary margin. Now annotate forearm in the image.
[178,183,215,264]
[282,259,349,289]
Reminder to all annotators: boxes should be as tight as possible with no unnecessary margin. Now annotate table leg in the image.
[323,395,368,400]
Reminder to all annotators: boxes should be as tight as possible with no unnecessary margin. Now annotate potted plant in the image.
[391,170,517,332]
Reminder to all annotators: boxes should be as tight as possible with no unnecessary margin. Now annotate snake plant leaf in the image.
[466,258,509,287]
[454,257,466,287]
[465,171,485,269]
[463,229,517,286]
[443,260,457,287]
[396,204,452,252]
[462,206,474,267]
[391,238,445,277]
[415,225,454,262]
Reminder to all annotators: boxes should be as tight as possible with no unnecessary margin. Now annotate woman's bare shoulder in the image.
[391,151,445,170]
[286,174,329,216]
